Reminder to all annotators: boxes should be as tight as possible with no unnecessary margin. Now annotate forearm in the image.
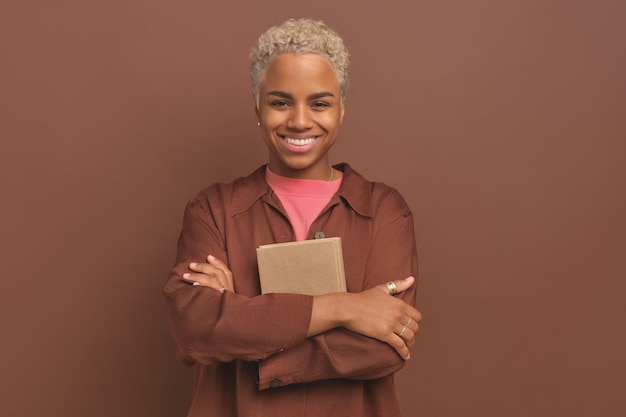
[253,279,416,390]
[164,269,313,364]
[165,194,315,364]
[306,292,344,337]
[258,327,405,390]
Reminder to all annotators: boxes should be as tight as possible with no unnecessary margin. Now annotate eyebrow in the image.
[267,91,336,100]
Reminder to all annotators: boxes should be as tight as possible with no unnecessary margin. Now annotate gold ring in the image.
[386,281,397,296]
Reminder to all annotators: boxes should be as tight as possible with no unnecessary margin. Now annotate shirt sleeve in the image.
[163,193,314,365]
[257,189,418,390]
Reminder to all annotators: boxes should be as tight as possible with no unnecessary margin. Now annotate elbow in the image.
[167,319,224,366]
[163,286,225,365]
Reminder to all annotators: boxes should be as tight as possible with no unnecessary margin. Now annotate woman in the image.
[164,18,422,417]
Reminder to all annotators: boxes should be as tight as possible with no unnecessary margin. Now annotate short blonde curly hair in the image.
[250,18,350,105]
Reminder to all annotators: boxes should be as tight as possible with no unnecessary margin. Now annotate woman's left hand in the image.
[182,255,234,293]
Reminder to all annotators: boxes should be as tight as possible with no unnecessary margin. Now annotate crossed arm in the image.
[165,189,422,388]
[183,255,421,360]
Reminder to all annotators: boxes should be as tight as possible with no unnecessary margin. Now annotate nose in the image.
[286,104,313,130]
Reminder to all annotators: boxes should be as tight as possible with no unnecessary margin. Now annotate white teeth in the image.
[284,137,316,146]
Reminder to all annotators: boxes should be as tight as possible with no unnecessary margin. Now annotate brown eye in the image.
[271,100,290,108]
[311,102,329,110]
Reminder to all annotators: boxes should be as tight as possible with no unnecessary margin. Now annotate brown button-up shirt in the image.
[164,163,418,417]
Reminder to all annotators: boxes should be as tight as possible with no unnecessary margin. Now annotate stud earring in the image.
[257,122,260,126]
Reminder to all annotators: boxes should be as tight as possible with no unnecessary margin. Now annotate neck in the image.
[268,161,335,181]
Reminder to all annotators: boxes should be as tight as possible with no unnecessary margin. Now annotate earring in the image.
[257,122,260,126]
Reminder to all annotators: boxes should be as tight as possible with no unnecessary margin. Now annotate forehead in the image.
[260,53,340,94]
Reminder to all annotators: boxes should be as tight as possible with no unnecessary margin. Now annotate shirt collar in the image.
[230,163,374,218]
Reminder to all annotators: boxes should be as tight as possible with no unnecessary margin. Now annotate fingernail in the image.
[190,263,197,268]
[208,255,216,261]
[183,273,190,278]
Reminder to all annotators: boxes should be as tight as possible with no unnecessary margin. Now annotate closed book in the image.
[256,237,346,295]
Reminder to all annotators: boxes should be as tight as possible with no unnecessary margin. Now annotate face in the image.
[255,53,345,179]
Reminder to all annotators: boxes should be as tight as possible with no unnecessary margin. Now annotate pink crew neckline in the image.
[265,167,342,241]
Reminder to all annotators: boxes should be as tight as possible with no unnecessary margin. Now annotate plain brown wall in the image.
[1,1,624,416]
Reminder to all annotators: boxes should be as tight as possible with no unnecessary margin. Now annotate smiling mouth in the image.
[281,136,318,146]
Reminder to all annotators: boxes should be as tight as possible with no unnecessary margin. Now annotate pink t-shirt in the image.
[265,167,342,241]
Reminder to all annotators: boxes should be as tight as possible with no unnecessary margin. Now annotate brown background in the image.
[1,1,625,416]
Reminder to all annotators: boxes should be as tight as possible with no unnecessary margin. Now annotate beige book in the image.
[256,237,346,295]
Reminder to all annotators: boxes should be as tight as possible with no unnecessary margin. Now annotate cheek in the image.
[319,113,342,132]
[260,112,286,130]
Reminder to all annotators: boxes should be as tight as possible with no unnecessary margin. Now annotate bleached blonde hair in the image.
[250,18,350,105]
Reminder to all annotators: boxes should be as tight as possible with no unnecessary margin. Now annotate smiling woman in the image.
[163,18,421,417]
[257,53,344,179]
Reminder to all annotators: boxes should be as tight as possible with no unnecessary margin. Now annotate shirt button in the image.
[270,378,282,388]
[314,231,325,239]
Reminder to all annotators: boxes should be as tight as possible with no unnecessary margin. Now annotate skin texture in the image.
[181,52,422,359]
[255,53,345,181]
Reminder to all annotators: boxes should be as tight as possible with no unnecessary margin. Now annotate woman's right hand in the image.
[309,276,422,359]
[181,255,234,293]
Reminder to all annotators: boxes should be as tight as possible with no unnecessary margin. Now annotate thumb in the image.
[392,276,415,294]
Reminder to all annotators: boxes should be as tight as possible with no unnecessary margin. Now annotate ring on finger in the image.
[386,281,397,296]
[399,317,412,337]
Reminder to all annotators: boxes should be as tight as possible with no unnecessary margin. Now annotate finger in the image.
[414,309,423,323]
[181,273,225,292]
[379,276,415,296]
[207,254,227,269]
[189,262,221,275]
[181,272,196,283]
[401,316,420,339]
[400,305,422,324]
[396,315,420,347]
[408,319,419,334]
[388,334,411,360]
[398,328,416,348]
[187,262,231,290]
[182,272,214,286]
[207,255,234,291]
[392,276,415,294]
[408,309,422,325]
[404,311,421,326]
[397,318,413,338]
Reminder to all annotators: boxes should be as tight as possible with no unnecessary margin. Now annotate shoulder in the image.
[194,166,266,203]
[187,166,268,216]
[339,163,412,220]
